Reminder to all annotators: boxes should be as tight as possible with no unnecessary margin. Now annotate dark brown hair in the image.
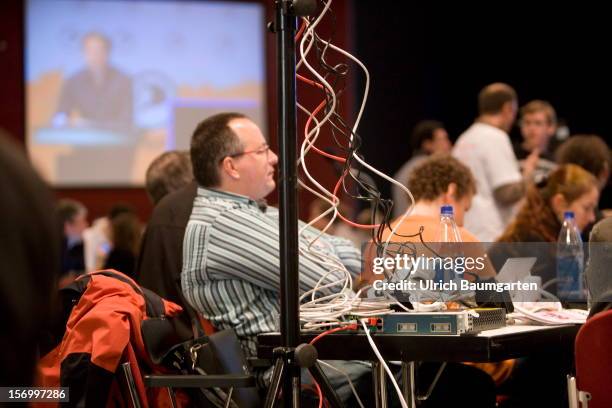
[407,154,476,202]
[110,213,141,256]
[145,151,193,204]
[478,83,517,115]
[555,135,611,179]
[190,112,246,187]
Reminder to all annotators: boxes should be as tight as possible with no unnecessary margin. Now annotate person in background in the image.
[136,150,198,330]
[57,199,88,279]
[493,165,595,407]
[379,154,498,288]
[379,154,501,406]
[453,83,539,242]
[496,164,599,287]
[82,203,135,273]
[515,100,558,183]
[145,150,193,205]
[555,134,611,240]
[386,154,477,240]
[103,211,142,278]
[0,130,60,387]
[392,120,451,217]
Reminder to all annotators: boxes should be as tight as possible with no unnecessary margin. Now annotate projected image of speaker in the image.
[25,0,266,186]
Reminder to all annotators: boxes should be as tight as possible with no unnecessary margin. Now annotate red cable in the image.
[315,381,323,408]
[295,30,380,230]
[296,19,307,41]
[297,73,325,89]
[303,99,346,162]
[301,100,379,229]
[309,323,358,345]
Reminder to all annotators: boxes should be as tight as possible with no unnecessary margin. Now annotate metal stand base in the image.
[264,344,345,408]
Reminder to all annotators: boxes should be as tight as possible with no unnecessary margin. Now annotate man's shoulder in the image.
[458,122,507,141]
[189,192,267,227]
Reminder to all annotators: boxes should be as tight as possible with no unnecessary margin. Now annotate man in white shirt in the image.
[453,83,538,241]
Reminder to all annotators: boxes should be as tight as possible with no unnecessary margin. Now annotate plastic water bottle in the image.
[435,205,462,283]
[439,205,462,243]
[556,211,585,301]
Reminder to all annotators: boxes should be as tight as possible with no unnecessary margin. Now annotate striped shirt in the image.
[181,187,362,357]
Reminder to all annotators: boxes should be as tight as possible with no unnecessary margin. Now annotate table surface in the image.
[257,324,580,362]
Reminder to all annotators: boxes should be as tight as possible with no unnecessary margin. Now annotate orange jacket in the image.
[36,270,183,408]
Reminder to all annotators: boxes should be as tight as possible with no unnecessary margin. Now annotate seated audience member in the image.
[386,154,478,242]
[0,131,60,386]
[555,134,611,239]
[145,150,193,205]
[585,217,612,316]
[136,150,198,329]
[82,202,135,272]
[381,155,508,391]
[103,211,142,278]
[392,120,451,217]
[56,199,89,278]
[495,164,599,287]
[382,154,496,282]
[181,112,374,403]
[515,100,558,182]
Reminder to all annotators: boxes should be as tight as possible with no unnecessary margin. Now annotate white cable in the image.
[292,0,420,329]
[308,25,418,261]
[317,360,366,408]
[299,13,418,256]
[360,320,409,408]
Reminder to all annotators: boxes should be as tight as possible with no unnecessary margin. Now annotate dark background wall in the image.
[353,3,611,200]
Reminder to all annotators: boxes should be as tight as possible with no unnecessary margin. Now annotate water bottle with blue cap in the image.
[556,211,585,301]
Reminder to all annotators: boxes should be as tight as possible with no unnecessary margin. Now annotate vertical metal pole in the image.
[276,0,300,406]
[402,361,416,408]
[378,362,388,408]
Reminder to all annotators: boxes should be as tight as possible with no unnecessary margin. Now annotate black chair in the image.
[122,318,261,408]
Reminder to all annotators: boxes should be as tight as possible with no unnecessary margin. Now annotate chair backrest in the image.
[575,309,612,408]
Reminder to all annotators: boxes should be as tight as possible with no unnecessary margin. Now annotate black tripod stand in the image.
[264,1,345,407]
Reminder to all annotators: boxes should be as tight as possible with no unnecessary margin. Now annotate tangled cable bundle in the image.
[294,0,420,331]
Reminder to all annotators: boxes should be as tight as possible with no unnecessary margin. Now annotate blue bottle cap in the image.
[564,211,575,219]
[441,205,453,215]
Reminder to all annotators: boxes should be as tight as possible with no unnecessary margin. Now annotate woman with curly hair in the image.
[385,153,478,241]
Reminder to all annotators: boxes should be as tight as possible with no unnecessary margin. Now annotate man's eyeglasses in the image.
[219,145,271,163]
[228,144,271,159]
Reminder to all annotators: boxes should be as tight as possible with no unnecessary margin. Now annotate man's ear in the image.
[220,157,240,180]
